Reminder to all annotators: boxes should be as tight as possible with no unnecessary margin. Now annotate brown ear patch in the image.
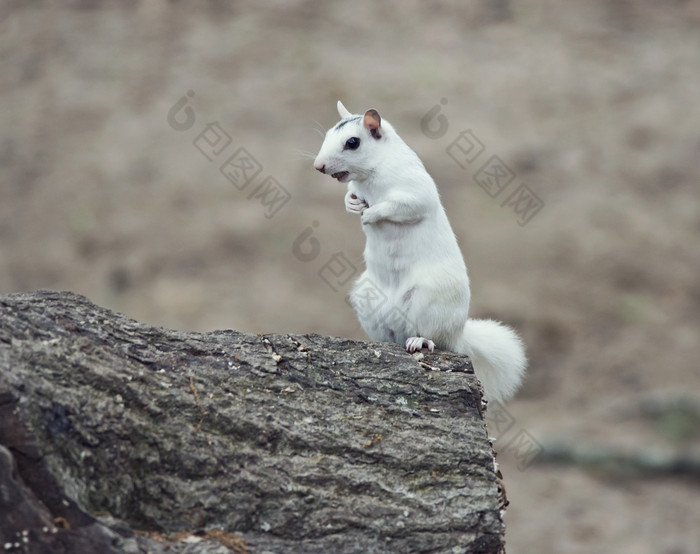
[363,109,382,139]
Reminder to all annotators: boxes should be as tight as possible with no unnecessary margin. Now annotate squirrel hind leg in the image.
[405,337,435,352]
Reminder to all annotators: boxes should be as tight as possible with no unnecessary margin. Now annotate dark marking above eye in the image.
[334,116,361,131]
[344,137,360,150]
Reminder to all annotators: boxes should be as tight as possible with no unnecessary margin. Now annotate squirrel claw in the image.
[405,337,435,353]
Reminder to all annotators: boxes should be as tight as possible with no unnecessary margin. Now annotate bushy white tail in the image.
[458,319,526,403]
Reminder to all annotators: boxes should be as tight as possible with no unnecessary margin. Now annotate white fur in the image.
[314,102,526,403]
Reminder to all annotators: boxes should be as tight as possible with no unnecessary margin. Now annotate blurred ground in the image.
[2,1,699,552]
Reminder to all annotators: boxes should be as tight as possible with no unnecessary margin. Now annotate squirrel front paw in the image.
[345,192,368,215]
[360,206,380,225]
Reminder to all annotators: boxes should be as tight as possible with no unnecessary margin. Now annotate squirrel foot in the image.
[405,336,435,353]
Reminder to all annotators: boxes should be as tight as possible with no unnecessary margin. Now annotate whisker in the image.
[294,149,318,160]
[312,120,327,137]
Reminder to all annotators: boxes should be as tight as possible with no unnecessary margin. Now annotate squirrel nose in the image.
[314,162,326,174]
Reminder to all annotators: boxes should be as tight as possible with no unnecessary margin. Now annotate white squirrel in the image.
[313,101,526,403]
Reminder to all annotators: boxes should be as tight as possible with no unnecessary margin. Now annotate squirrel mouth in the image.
[331,171,350,182]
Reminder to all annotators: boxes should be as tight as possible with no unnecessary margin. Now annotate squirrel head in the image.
[314,101,390,184]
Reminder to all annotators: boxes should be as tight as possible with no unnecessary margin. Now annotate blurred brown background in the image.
[2,1,699,552]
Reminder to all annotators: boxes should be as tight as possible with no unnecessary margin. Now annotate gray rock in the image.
[0,290,505,553]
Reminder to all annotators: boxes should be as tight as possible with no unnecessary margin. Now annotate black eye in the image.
[344,137,360,150]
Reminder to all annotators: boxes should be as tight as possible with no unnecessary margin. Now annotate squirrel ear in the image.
[337,101,352,119]
[363,109,382,139]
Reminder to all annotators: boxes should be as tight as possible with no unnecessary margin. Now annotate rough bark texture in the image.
[0,290,505,553]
